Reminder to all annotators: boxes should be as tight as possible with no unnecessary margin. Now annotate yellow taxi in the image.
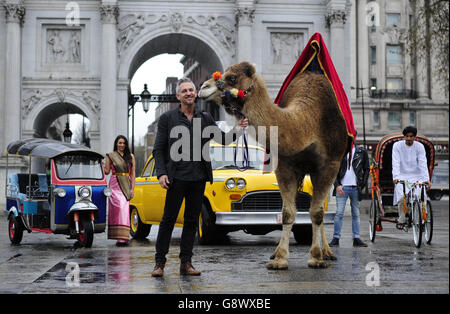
[129,143,334,244]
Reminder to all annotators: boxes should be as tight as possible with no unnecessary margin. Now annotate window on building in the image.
[373,111,380,129]
[386,13,401,27]
[410,111,416,126]
[386,78,403,90]
[371,46,376,64]
[386,45,402,64]
[388,111,402,130]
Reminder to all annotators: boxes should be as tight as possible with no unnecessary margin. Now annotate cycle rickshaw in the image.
[4,138,111,247]
[368,132,434,248]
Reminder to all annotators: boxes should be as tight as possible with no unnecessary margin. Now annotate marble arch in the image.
[118,29,231,81]
[0,0,352,177]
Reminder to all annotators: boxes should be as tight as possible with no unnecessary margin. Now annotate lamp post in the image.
[129,84,151,153]
[351,82,368,149]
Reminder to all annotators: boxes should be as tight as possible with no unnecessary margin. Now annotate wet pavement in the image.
[0,200,448,294]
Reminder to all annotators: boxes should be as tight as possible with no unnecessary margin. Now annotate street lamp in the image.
[140,84,151,113]
[129,84,152,153]
[63,110,72,143]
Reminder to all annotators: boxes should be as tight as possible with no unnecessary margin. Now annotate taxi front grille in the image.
[231,191,311,212]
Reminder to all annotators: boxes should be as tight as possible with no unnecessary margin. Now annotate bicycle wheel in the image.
[412,200,422,248]
[369,199,378,242]
[424,200,433,244]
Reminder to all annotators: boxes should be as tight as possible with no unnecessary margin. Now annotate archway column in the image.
[99,2,119,154]
[235,3,255,62]
[3,1,25,149]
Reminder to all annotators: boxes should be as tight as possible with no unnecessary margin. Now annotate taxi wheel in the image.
[197,205,216,245]
[292,224,312,245]
[130,207,151,239]
[8,215,24,245]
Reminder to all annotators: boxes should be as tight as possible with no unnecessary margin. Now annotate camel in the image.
[198,61,348,269]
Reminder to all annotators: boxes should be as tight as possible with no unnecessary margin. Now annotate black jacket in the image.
[334,146,370,192]
[153,106,237,184]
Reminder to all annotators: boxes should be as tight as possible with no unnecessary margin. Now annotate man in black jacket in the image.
[151,77,248,277]
[329,144,370,247]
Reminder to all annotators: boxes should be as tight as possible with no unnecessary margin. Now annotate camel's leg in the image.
[321,222,337,260]
[308,162,341,268]
[267,166,299,270]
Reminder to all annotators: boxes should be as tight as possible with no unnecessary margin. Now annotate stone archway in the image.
[126,33,224,81]
[22,91,101,149]
[108,30,234,154]
[32,102,83,139]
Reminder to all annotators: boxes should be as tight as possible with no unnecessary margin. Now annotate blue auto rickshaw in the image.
[4,138,111,247]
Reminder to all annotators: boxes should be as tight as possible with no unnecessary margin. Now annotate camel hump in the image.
[279,71,338,110]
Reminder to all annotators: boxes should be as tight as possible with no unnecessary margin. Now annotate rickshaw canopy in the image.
[6,138,104,159]
[373,132,435,191]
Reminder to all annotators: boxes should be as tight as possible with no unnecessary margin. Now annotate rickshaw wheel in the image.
[369,199,378,242]
[8,215,24,245]
[78,216,94,248]
[424,201,433,244]
[412,201,422,248]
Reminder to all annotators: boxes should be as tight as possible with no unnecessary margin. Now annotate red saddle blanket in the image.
[274,32,356,144]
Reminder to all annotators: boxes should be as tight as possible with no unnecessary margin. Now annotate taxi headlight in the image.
[103,187,112,197]
[53,188,66,198]
[78,186,91,199]
[225,178,235,190]
[236,178,246,189]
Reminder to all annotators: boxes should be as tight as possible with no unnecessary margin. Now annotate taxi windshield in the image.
[210,146,265,170]
[54,155,103,180]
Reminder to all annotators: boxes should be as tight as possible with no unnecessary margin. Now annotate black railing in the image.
[370,89,418,99]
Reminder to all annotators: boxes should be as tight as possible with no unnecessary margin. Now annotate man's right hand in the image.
[159,175,170,189]
[393,179,399,185]
[336,185,344,196]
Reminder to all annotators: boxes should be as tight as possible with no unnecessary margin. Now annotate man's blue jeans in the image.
[333,186,361,239]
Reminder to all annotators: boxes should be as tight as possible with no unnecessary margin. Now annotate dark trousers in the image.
[155,179,206,264]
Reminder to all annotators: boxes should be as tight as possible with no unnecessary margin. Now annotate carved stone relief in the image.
[46,29,81,64]
[270,32,303,64]
[187,15,236,54]
[117,13,236,56]
[170,12,183,32]
[22,88,100,119]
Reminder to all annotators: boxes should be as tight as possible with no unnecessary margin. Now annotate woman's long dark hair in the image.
[113,135,132,165]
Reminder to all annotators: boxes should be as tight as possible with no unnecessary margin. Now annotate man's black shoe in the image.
[353,238,368,247]
[328,237,339,247]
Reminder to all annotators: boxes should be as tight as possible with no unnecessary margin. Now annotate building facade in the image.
[349,0,449,160]
[0,0,447,196]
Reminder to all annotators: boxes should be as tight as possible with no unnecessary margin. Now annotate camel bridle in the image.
[215,78,255,119]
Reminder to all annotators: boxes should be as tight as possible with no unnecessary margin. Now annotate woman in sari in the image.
[104,135,135,246]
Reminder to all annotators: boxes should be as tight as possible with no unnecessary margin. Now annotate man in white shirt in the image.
[392,126,431,229]
[329,143,370,247]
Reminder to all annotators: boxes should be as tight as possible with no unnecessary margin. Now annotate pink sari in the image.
[107,164,130,241]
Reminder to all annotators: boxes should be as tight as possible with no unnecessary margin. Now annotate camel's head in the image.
[198,62,256,118]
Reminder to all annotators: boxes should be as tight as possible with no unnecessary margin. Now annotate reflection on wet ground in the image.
[0,200,448,294]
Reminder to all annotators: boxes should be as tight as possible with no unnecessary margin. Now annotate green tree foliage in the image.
[406,0,449,85]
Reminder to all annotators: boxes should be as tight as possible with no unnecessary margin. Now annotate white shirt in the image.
[341,147,357,186]
[392,140,429,204]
